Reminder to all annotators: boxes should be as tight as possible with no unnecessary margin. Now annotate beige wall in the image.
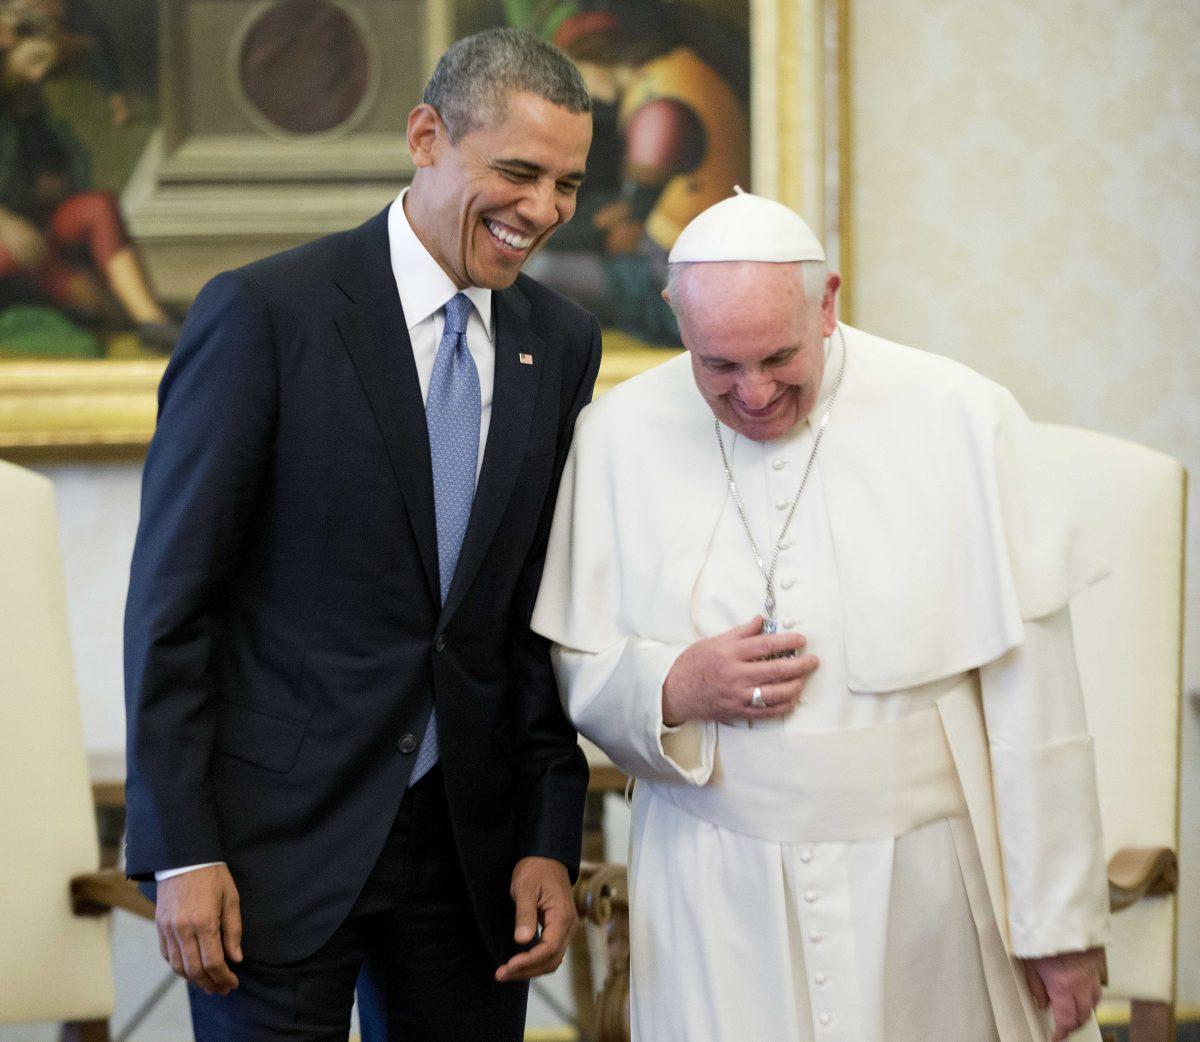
[849,0,1199,1003]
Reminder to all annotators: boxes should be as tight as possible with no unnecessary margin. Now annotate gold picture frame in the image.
[0,0,849,461]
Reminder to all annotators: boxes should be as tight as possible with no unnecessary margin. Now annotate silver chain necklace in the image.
[714,324,847,635]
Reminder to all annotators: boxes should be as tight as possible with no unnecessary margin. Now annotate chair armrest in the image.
[1108,846,1177,913]
[71,868,155,920]
[574,860,629,925]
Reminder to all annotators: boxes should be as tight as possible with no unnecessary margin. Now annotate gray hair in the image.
[666,260,830,308]
[422,28,591,141]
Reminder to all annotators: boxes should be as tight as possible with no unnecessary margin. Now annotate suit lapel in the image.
[333,210,441,605]
[440,283,542,623]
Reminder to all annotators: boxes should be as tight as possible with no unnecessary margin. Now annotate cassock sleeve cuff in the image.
[991,735,1112,957]
[659,720,716,783]
[553,641,716,785]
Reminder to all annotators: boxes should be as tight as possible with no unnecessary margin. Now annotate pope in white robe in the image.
[531,191,1111,1042]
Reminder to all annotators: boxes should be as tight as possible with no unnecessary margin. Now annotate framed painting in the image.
[0,0,847,459]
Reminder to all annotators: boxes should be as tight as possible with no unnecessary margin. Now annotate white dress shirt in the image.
[387,187,495,478]
[156,189,496,883]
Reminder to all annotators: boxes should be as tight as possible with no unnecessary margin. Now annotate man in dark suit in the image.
[124,28,599,1040]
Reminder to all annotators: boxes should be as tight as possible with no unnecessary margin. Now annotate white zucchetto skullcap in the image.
[668,186,826,264]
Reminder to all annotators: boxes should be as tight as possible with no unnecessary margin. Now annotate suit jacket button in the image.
[435,634,446,652]
[398,734,418,754]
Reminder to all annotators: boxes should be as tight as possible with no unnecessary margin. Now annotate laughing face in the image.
[404,90,592,290]
[669,262,841,442]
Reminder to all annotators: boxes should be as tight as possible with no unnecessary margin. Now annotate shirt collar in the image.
[807,321,845,427]
[387,188,494,341]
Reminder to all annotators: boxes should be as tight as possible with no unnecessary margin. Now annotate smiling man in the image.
[124,28,600,1041]
[534,189,1111,1041]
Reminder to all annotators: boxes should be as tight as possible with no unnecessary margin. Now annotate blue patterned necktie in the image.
[409,292,480,786]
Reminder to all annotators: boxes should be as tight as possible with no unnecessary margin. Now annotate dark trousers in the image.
[189,766,528,1041]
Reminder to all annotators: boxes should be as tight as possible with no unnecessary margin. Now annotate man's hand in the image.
[662,616,819,726]
[1023,947,1105,1041]
[155,864,243,996]
[495,856,578,983]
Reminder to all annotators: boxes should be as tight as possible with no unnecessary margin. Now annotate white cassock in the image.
[532,326,1111,1042]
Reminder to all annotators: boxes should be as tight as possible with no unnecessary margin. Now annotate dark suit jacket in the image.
[124,207,601,965]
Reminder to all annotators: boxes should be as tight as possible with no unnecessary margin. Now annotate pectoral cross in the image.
[761,597,795,659]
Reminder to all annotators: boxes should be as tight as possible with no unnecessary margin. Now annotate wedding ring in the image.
[750,686,766,709]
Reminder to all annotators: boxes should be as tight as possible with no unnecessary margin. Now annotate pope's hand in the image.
[495,856,578,983]
[662,616,818,726]
[1022,947,1105,1041]
[155,864,243,996]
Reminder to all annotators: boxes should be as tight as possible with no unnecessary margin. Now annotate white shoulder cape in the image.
[532,325,1104,691]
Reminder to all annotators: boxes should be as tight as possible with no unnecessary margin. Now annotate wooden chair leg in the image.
[570,791,608,1036]
[593,903,630,1042]
[1129,999,1174,1042]
[94,804,126,871]
[60,1021,111,1042]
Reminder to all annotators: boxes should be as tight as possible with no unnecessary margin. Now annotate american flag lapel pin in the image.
[519,353,534,365]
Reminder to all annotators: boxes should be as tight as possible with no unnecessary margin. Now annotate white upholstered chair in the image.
[1037,423,1186,1042]
[0,460,152,1038]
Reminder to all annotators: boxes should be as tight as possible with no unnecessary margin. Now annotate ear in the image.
[821,273,842,337]
[407,103,445,169]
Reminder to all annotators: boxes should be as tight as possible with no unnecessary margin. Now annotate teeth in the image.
[485,219,532,250]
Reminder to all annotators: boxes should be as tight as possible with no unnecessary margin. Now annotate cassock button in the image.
[398,734,418,754]
[775,499,789,511]
[772,458,789,471]
[809,930,824,943]
[780,578,795,590]
[814,972,829,986]
[435,635,447,652]
[819,1013,833,1027]
[799,848,814,863]
[804,889,820,904]
[784,618,797,629]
